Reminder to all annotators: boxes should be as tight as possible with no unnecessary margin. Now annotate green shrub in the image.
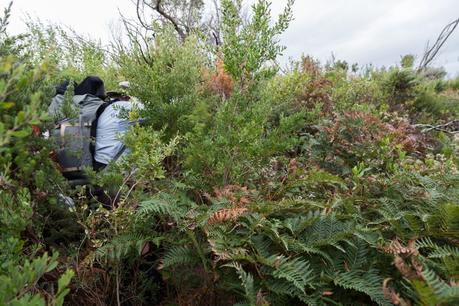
[0,51,73,306]
[118,27,206,140]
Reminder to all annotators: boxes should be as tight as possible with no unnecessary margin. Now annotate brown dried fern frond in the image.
[213,184,255,206]
[383,278,400,305]
[208,208,248,225]
[256,290,270,306]
[381,238,419,256]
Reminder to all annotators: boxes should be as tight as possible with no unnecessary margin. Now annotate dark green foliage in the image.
[0,8,74,303]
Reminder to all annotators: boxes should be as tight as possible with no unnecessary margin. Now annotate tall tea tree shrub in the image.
[182,0,299,187]
[0,9,73,304]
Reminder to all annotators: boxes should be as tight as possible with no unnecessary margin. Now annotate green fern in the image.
[224,262,257,306]
[424,202,459,238]
[327,240,390,305]
[333,269,389,306]
[281,212,322,236]
[161,245,199,269]
[417,237,459,259]
[421,267,459,304]
[138,193,186,221]
[302,214,355,252]
[262,255,315,294]
[279,234,333,264]
[94,233,146,263]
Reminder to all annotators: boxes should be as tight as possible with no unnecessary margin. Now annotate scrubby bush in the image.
[0,13,74,304]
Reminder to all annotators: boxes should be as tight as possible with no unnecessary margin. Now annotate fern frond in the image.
[208,207,248,225]
[416,237,459,259]
[279,234,333,264]
[263,278,304,302]
[251,235,274,258]
[138,192,194,222]
[263,255,315,294]
[426,202,459,237]
[333,269,389,306]
[207,227,250,261]
[94,233,146,262]
[281,212,321,236]
[224,262,257,305]
[161,245,198,269]
[139,198,182,221]
[302,214,355,250]
[422,267,459,302]
[342,240,370,271]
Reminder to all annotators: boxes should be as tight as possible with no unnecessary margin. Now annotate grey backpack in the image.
[52,94,105,180]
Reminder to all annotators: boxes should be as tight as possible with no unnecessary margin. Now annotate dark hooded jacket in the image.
[49,76,106,123]
[74,76,106,100]
[73,76,106,123]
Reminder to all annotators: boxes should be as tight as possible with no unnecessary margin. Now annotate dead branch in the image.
[130,0,222,46]
[418,18,459,72]
[120,15,154,64]
[135,0,154,31]
[413,120,459,134]
[209,0,222,45]
[145,0,187,41]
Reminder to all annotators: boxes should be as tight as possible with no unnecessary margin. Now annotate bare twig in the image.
[154,0,187,41]
[418,18,459,72]
[413,120,459,134]
[118,11,154,65]
[116,267,121,306]
[136,0,154,31]
[112,169,138,209]
[209,0,222,45]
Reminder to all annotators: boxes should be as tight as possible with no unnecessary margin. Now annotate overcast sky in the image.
[6,0,459,76]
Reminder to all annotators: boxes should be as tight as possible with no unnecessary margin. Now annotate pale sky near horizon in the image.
[5,0,459,76]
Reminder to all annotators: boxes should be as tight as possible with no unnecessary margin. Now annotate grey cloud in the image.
[7,0,459,75]
[269,0,458,74]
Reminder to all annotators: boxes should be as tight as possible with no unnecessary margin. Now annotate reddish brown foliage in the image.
[383,278,400,305]
[381,238,419,256]
[325,111,388,149]
[381,239,423,281]
[301,56,321,77]
[210,184,255,207]
[205,185,255,225]
[298,78,334,115]
[388,119,430,155]
[208,208,249,225]
[291,56,335,115]
[209,53,234,99]
[325,111,431,157]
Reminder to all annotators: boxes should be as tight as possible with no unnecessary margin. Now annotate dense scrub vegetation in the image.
[1,1,459,305]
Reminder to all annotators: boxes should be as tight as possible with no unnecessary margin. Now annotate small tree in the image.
[220,0,295,90]
[400,54,415,69]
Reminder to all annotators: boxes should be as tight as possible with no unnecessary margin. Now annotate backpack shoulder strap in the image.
[89,100,118,162]
[113,145,127,162]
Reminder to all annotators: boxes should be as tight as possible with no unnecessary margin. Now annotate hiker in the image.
[51,76,106,182]
[73,76,107,122]
[92,83,143,171]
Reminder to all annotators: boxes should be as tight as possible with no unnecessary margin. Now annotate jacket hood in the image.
[73,94,105,123]
[74,76,106,100]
